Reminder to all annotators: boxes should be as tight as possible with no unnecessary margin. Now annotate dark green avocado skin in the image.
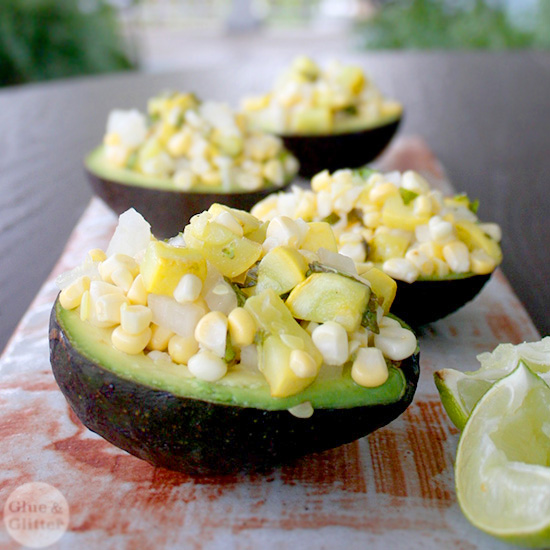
[49,305,419,475]
[280,117,401,178]
[391,273,492,327]
[86,169,288,240]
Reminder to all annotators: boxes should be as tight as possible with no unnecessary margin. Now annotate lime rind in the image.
[455,363,550,548]
[434,337,550,430]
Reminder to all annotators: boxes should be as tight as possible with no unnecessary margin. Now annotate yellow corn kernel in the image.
[241,94,271,111]
[127,274,148,305]
[80,290,92,321]
[95,293,129,325]
[351,347,389,388]
[228,307,256,348]
[111,267,134,292]
[167,129,192,157]
[405,249,435,276]
[147,323,174,352]
[194,311,228,357]
[369,182,399,206]
[168,334,199,365]
[112,325,152,355]
[120,303,153,335]
[88,248,107,263]
[443,241,470,273]
[412,195,432,217]
[311,170,332,192]
[99,254,139,284]
[433,258,450,278]
[59,276,91,310]
[212,211,243,237]
[201,171,222,187]
[470,248,496,275]
[289,349,319,379]
[418,241,445,261]
[263,159,285,186]
[187,350,228,382]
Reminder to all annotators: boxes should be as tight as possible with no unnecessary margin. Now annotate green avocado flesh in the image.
[85,146,282,194]
[55,302,407,411]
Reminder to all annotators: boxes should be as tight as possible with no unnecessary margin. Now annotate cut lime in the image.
[455,363,550,547]
[434,337,550,430]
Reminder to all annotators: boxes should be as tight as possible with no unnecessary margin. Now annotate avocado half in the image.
[390,271,492,327]
[84,147,292,239]
[279,115,401,178]
[49,298,419,475]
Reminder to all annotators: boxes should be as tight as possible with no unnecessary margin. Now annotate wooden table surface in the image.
[1,50,549,351]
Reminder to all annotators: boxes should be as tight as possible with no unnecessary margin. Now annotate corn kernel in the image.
[168,334,199,364]
[195,311,228,357]
[405,249,435,276]
[112,325,151,355]
[311,322,349,366]
[382,258,419,283]
[470,248,496,275]
[167,129,192,156]
[339,242,367,263]
[289,349,319,379]
[263,159,285,186]
[433,258,450,278]
[418,241,444,261]
[127,274,148,305]
[362,211,382,228]
[228,307,256,348]
[429,216,454,242]
[369,182,399,205]
[174,169,196,190]
[111,267,134,292]
[95,292,129,325]
[413,195,432,217]
[80,290,92,321]
[401,171,430,194]
[59,276,91,310]
[479,222,502,243]
[120,303,153,335]
[311,170,332,192]
[88,249,107,263]
[89,280,125,301]
[351,347,389,388]
[202,170,223,187]
[147,323,174,351]
[374,326,417,361]
[212,211,243,237]
[99,253,139,284]
[443,241,470,273]
[173,273,203,304]
[187,350,227,382]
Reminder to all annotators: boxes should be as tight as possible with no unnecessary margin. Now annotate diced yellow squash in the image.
[290,107,332,134]
[184,218,262,278]
[370,231,410,263]
[255,246,308,295]
[244,289,322,397]
[382,195,431,231]
[207,203,261,235]
[140,241,207,296]
[301,222,338,253]
[211,130,243,157]
[246,221,268,244]
[455,220,503,264]
[360,267,397,314]
[286,272,370,332]
[335,65,365,95]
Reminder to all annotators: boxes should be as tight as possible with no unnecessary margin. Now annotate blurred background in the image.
[1,0,549,86]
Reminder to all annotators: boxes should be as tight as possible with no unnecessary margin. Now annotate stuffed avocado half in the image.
[49,205,419,474]
[85,91,298,238]
[252,168,503,326]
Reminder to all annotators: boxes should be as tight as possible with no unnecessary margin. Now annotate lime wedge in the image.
[455,363,550,547]
[434,337,550,430]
